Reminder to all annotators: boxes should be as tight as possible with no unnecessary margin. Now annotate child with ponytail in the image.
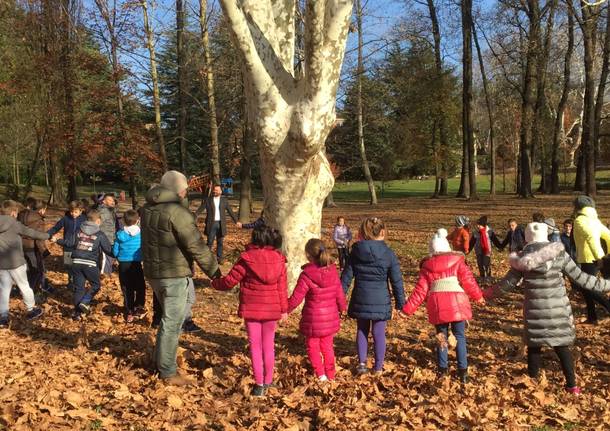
[288,239,347,381]
[341,217,405,374]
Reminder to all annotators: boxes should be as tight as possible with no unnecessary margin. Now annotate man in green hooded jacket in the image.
[141,170,219,385]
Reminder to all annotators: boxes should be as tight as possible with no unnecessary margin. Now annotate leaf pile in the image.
[1,194,609,430]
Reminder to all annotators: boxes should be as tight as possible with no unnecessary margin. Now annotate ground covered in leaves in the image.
[1,194,610,430]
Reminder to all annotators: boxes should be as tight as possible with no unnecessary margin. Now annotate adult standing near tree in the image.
[141,170,219,385]
[572,195,610,324]
[97,193,120,276]
[200,184,238,264]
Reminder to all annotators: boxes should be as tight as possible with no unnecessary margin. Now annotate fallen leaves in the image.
[1,195,610,430]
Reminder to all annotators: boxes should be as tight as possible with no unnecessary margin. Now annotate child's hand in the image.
[339,311,347,319]
[279,313,288,323]
[236,222,243,229]
[398,310,409,319]
[475,297,486,306]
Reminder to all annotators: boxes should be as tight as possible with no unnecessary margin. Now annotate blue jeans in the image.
[435,321,468,370]
[206,222,224,259]
[72,264,101,310]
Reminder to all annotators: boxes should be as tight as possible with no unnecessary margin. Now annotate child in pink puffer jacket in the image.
[288,239,347,381]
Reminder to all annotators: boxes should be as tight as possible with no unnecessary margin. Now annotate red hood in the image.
[241,245,286,284]
[421,252,464,273]
[301,262,339,287]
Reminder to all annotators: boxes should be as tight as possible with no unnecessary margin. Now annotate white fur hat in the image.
[429,228,452,254]
[525,222,549,244]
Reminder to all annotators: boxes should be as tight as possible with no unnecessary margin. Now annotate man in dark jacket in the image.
[141,170,219,386]
[499,219,526,253]
[199,184,238,263]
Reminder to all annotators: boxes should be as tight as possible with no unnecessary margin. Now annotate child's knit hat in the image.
[455,215,469,227]
[429,228,452,254]
[160,171,189,194]
[525,222,549,244]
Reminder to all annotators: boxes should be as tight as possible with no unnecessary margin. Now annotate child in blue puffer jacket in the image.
[112,209,146,322]
[341,217,405,375]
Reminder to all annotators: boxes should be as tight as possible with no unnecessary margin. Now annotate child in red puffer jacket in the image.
[212,226,288,397]
[288,239,347,382]
[401,228,484,383]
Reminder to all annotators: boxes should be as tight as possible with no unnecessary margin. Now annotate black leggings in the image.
[527,346,576,388]
[579,263,610,322]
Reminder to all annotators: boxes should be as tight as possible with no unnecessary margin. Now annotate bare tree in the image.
[356,0,377,205]
[176,0,187,173]
[427,0,448,197]
[219,0,353,287]
[199,0,221,183]
[141,0,168,170]
[551,1,574,194]
[461,0,477,199]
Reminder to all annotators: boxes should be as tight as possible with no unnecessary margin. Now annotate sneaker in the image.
[263,382,276,390]
[372,368,383,375]
[72,312,82,321]
[319,375,328,382]
[26,307,44,321]
[356,363,368,375]
[162,373,195,387]
[78,303,91,314]
[250,385,265,397]
[565,386,582,395]
[0,316,9,328]
[41,282,55,295]
[458,368,468,384]
[182,320,202,333]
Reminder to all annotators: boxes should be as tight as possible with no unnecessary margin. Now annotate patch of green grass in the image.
[86,419,103,431]
[331,170,610,201]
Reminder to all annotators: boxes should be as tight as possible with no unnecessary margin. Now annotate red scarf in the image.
[479,226,491,256]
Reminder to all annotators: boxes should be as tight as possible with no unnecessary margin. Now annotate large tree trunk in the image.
[472,16,495,196]
[356,0,377,205]
[551,1,574,194]
[427,0,448,196]
[176,0,187,173]
[142,0,168,170]
[461,0,477,200]
[220,0,352,288]
[199,0,221,184]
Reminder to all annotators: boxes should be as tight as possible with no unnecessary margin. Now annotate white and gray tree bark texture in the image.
[219,0,353,289]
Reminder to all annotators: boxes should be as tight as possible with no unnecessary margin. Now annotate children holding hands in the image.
[288,239,347,382]
[212,225,288,397]
[400,228,483,383]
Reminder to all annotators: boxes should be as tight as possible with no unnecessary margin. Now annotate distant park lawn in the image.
[332,170,610,201]
[2,169,610,205]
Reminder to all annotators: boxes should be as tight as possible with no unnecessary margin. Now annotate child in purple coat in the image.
[332,216,352,270]
[288,239,347,381]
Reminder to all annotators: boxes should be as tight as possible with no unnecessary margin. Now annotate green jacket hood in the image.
[145,185,187,207]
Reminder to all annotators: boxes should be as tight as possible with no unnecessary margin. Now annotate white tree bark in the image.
[219,0,353,289]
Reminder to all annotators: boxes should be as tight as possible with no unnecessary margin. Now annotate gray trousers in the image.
[150,277,189,378]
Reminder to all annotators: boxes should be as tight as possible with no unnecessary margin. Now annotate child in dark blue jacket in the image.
[53,209,113,320]
[47,200,86,290]
[341,217,405,374]
[112,209,146,322]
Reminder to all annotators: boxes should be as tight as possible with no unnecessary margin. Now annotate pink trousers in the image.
[245,320,277,385]
[306,335,336,379]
